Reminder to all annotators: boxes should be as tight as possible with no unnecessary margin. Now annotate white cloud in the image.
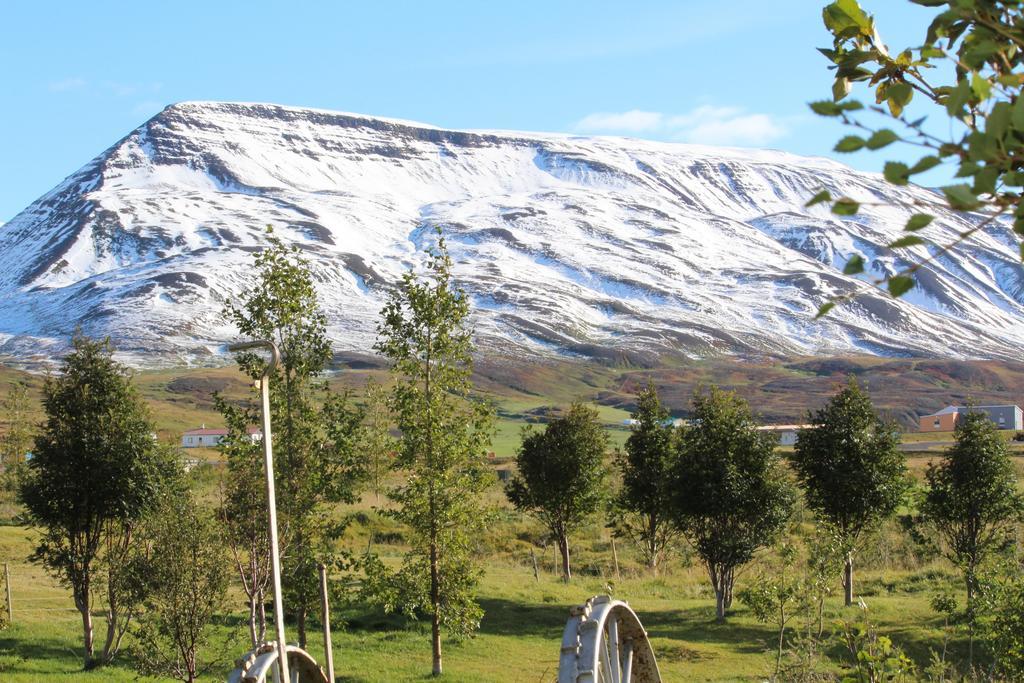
[48,77,87,92]
[47,78,163,97]
[574,105,787,147]
[131,100,165,116]
[575,110,664,133]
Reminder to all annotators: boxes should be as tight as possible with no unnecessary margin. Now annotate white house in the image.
[756,424,811,447]
[621,418,686,427]
[181,425,261,448]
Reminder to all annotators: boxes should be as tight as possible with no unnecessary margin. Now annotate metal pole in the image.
[4,563,11,624]
[319,563,335,682]
[229,341,290,683]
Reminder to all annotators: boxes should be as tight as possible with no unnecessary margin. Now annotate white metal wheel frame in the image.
[227,643,329,683]
[558,595,662,683]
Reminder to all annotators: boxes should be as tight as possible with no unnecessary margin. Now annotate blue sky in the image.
[1,1,938,221]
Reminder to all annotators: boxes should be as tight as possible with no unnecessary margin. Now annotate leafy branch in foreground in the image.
[811,0,1024,316]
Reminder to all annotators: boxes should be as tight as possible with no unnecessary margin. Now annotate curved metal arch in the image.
[558,595,662,683]
[227,643,329,683]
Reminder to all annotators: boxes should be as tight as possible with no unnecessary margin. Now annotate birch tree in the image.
[372,229,493,677]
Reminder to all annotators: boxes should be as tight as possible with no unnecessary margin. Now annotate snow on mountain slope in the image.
[0,101,1022,367]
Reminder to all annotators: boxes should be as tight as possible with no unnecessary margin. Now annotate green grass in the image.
[3,355,1023,680]
[0,497,989,683]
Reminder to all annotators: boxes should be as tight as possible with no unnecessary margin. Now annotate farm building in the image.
[181,425,261,448]
[918,405,1024,433]
[756,424,811,446]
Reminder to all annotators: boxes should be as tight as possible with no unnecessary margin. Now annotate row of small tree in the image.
[506,386,791,622]
[506,378,1022,631]
[13,335,230,682]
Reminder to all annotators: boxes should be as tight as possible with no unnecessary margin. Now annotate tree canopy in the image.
[790,378,907,606]
[610,383,681,575]
[811,0,1024,310]
[19,334,176,668]
[372,230,493,677]
[672,387,795,623]
[506,402,609,582]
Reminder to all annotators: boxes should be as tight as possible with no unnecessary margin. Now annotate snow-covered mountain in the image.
[1,101,1022,367]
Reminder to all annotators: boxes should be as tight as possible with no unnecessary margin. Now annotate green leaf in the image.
[843,254,865,275]
[973,166,999,195]
[905,214,933,232]
[970,72,992,101]
[839,100,864,112]
[806,190,832,207]
[886,82,913,116]
[967,130,997,161]
[810,100,843,117]
[865,129,899,150]
[946,80,970,117]
[954,160,980,178]
[823,0,872,35]
[815,301,837,319]
[1013,93,1024,130]
[1005,171,1024,187]
[941,184,981,211]
[884,162,910,185]
[888,275,915,298]
[832,198,860,216]
[833,77,852,102]
[835,135,866,152]
[888,236,924,249]
[908,156,940,175]
[987,102,1012,140]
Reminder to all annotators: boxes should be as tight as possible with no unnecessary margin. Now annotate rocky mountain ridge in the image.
[1,101,1022,367]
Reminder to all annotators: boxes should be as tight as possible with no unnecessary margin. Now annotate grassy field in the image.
[0,510,973,683]
[1,355,1023,680]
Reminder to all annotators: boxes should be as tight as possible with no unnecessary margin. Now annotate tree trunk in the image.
[816,597,825,638]
[715,587,726,624]
[297,604,307,650]
[775,605,786,679]
[966,565,976,668]
[257,595,267,644]
[101,603,126,664]
[723,569,734,609]
[843,554,854,607]
[558,534,571,583]
[430,538,442,676]
[248,596,258,648]
[102,608,116,663]
[647,517,659,577]
[79,601,94,669]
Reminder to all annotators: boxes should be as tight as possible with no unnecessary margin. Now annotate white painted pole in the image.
[319,563,335,682]
[230,341,289,683]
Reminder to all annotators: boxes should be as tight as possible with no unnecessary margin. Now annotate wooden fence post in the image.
[611,538,621,581]
[4,563,11,623]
